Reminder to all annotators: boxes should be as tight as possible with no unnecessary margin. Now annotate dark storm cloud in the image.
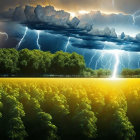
[25,22,140,52]
[0,5,81,29]
[1,18,140,52]
[71,35,140,52]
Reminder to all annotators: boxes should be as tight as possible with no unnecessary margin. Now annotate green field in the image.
[0,78,140,140]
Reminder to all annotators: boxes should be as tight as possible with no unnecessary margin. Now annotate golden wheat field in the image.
[0,78,140,140]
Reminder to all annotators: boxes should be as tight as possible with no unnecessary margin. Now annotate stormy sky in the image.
[0,0,140,14]
[0,0,140,72]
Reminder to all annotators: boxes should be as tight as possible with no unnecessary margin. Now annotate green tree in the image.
[23,98,58,140]
[67,52,86,75]
[2,95,27,140]
[8,117,27,140]
[51,51,86,75]
[36,112,58,140]
[19,49,43,74]
[96,69,105,77]
[112,108,136,140]
[0,49,19,74]
[71,102,97,139]
[121,69,134,77]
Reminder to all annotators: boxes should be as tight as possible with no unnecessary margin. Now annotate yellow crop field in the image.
[0,78,140,140]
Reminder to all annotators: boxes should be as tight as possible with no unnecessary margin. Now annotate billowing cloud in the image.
[2,5,140,30]
[0,5,81,28]
[79,11,134,27]
[90,27,117,38]
[120,32,125,39]
[68,17,80,28]
[1,4,140,39]
[24,6,37,22]
[34,5,70,26]
[12,6,26,21]
[77,10,140,36]
[136,33,140,41]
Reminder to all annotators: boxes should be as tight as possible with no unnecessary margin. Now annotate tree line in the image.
[0,48,111,77]
[121,69,140,77]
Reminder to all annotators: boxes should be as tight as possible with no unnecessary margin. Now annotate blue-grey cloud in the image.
[78,11,136,29]
[25,22,140,52]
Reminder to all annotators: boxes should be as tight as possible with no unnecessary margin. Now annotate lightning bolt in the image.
[132,14,135,25]
[102,50,121,79]
[16,27,28,49]
[108,55,113,69]
[89,51,97,67]
[132,11,138,25]
[127,52,130,68]
[137,52,140,68]
[36,30,41,50]
[0,32,8,40]
[112,51,119,79]
[64,37,71,52]
[138,58,140,68]
[95,45,106,69]
[95,52,105,69]
[104,54,113,70]
[91,49,123,78]
[89,45,132,79]
[119,55,125,69]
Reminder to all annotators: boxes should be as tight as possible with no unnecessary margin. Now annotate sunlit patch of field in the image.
[1,78,140,98]
[0,78,139,89]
